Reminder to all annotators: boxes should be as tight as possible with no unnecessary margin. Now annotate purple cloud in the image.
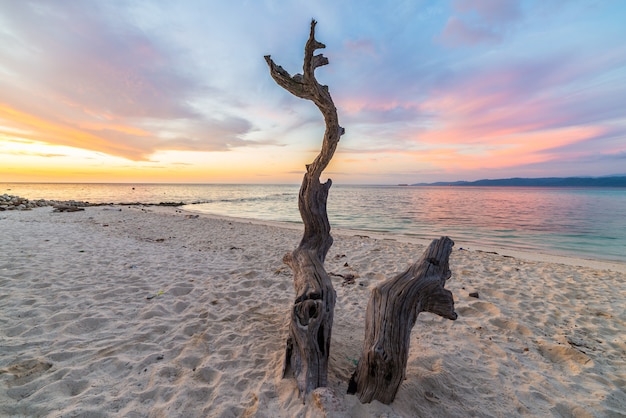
[1,2,200,119]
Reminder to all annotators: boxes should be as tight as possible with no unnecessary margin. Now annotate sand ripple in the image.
[1,206,625,417]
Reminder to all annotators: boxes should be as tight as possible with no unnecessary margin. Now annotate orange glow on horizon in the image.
[0,137,310,184]
[0,104,148,160]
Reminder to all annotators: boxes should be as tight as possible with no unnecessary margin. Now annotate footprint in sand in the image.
[194,365,222,386]
[62,316,110,335]
[168,283,195,296]
[456,300,501,318]
[1,358,53,386]
[489,317,533,336]
[536,341,594,374]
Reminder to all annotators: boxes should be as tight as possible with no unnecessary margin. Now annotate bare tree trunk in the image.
[265,20,456,406]
[264,19,345,399]
[347,237,458,404]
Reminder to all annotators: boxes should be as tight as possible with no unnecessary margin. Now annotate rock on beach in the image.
[0,194,185,211]
[0,194,90,211]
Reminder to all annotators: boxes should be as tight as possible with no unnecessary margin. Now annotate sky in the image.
[1,0,625,184]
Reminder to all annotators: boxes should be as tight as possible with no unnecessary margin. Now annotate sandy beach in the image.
[1,205,625,417]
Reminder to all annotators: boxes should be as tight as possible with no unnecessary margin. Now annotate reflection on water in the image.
[328,186,625,261]
[3,183,625,263]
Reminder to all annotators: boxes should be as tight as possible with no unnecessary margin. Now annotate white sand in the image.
[1,206,624,417]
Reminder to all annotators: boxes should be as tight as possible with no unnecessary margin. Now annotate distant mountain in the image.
[411,176,626,187]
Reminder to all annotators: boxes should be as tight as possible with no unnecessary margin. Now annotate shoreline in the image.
[3,190,625,271]
[180,206,626,274]
[1,205,625,416]
[4,190,626,267]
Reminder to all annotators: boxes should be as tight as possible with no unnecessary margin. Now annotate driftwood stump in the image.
[347,236,457,404]
[265,20,344,399]
[265,20,456,405]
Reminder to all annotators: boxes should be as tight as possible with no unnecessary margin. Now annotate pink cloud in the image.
[438,0,522,47]
[392,50,622,172]
[0,2,267,161]
[453,0,522,24]
[344,39,377,56]
[364,125,608,174]
[438,16,500,47]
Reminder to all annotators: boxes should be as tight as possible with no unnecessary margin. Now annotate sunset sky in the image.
[1,0,625,184]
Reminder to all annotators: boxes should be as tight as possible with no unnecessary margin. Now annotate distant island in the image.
[410,176,626,187]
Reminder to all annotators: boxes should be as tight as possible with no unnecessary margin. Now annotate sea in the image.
[3,183,626,264]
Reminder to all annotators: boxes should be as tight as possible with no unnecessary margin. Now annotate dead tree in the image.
[347,236,457,404]
[265,20,456,404]
[264,19,344,398]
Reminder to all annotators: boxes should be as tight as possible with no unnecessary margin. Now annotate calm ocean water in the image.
[3,183,626,263]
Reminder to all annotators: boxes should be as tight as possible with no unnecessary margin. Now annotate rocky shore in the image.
[0,194,92,211]
[0,194,185,211]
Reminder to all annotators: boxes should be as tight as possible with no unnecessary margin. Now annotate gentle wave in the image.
[3,183,625,263]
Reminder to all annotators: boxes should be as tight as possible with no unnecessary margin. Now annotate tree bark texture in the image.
[347,236,458,404]
[264,20,344,399]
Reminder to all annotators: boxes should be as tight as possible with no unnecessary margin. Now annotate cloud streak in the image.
[0,1,263,161]
[0,0,625,182]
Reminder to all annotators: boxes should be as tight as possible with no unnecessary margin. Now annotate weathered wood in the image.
[265,19,344,399]
[347,236,457,404]
[265,20,456,406]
